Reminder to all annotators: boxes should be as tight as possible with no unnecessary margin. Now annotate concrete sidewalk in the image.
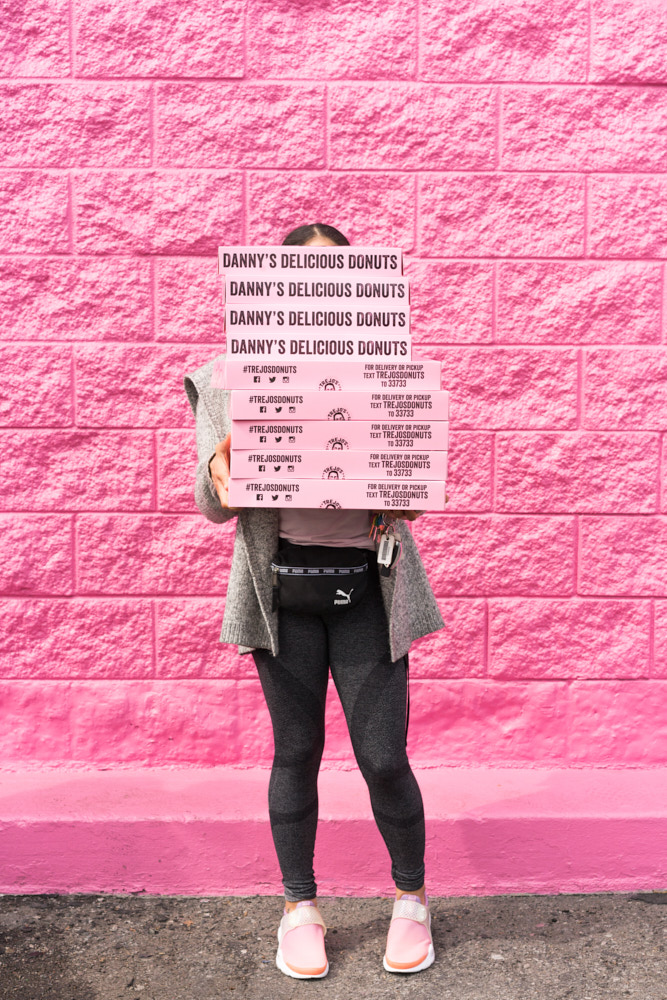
[1,893,666,1000]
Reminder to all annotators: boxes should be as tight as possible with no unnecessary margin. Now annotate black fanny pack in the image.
[271,542,370,614]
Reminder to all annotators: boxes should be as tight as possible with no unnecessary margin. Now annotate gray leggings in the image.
[252,563,426,901]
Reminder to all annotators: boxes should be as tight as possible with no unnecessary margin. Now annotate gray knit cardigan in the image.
[184,357,445,660]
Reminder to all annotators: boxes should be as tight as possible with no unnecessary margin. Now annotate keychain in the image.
[371,515,403,576]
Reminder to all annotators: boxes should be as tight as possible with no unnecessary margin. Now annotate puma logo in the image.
[334,588,353,605]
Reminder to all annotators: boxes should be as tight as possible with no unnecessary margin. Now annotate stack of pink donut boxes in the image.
[212,246,449,511]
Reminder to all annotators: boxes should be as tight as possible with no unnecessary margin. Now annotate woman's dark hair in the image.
[282,223,350,247]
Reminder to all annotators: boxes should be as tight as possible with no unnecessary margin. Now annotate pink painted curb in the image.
[1,767,666,897]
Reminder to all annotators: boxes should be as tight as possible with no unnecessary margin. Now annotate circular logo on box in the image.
[326,437,349,450]
[319,378,341,391]
[328,407,351,421]
[320,500,342,509]
[322,466,344,480]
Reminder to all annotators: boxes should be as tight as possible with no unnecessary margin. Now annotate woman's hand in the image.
[209,432,241,510]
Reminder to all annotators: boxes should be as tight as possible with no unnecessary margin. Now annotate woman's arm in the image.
[193,396,240,524]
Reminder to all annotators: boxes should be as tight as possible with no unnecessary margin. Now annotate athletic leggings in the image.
[252,562,426,902]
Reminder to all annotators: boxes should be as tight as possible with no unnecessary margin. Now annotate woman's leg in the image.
[325,567,426,894]
[252,608,330,902]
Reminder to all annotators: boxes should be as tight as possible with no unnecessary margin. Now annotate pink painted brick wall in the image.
[2,1,666,771]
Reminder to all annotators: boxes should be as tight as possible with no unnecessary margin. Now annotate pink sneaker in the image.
[383,894,435,973]
[276,900,329,979]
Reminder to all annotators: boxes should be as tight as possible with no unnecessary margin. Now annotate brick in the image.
[156,259,221,343]
[1,345,72,427]
[407,679,569,765]
[247,173,415,252]
[330,85,495,171]
[0,84,150,168]
[157,430,198,513]
[497,262,662,345]
[409,599,486,678]
[246,0,416,79]
[584,349,667,431]
[567,681,667,764]
[0,515,72,595]
[580,516,667,597]
[427,347,578,429]
[663,438,667,514]
[655,602,667,676]
[0,680,245,766]
[0,173,68,253]
[589,177,667,259]
[0,259,152,342]
[406,260,493,345]
[503,87,667,171]
[0,430,154,512]
[591,0,667,83]
[75,344,216,429]
[0,599,153,678]
[77,514,235,595]
[75,0,244,78]
[496,432,659,514]
[75,171,243,255]
[420,0,587,82]
[158,84,325,170]
[444,432,492,513]
[490,599,650,680]
[412,514,576,596]
[156,595,255,680]
[419,175,584,258]
[2,0,69,76]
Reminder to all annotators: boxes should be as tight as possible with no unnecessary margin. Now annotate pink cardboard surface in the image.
[225,335,412,360]
[231,448,448,481]
[227,477,447,510]
[214,357,440,390]
[224,303,411,336]
[230,389,449,421]
[231,419,449,451]
[223,272,410,304]
[218,246,403,275]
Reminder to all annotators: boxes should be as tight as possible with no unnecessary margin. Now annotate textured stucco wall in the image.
[2,0,667,771]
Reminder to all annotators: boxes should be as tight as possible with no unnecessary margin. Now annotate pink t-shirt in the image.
[279,509,375,550]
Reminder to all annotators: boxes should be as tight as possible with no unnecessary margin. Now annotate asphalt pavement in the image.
[1,891,666,1000]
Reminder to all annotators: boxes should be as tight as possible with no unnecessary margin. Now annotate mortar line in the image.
[661,262,666,343]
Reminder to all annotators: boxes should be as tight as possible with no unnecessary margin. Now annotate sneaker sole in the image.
[383,942,435,974]
[276,944,329,979]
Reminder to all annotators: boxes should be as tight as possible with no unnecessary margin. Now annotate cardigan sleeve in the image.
[184,370,238,526]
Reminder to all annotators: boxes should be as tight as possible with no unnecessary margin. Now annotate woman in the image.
[184,223,444,979]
